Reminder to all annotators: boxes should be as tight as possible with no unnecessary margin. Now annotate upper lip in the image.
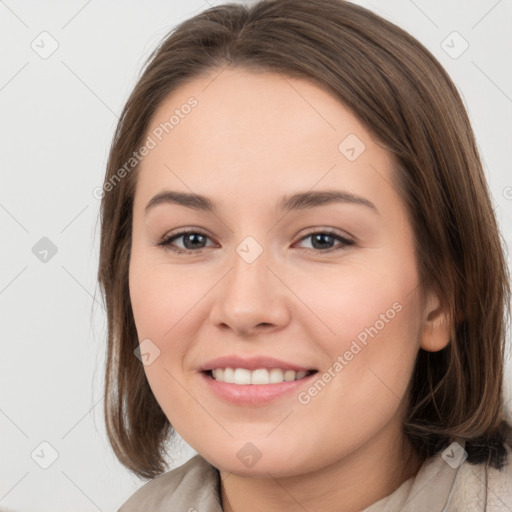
[200,355,316,372]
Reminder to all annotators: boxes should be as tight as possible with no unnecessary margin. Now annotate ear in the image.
[420,289,452,352]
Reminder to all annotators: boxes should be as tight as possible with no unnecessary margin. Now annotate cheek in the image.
[294,255,422,400]
[128,260,201,435]
[129,252,209,341]
[128,254,215,411]
[293,256,420,347]
[288,266,422,464]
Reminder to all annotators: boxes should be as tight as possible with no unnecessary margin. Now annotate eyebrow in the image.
[144,190,379,215]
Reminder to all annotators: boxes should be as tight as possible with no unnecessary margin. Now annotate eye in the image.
[156,229,215,254]
[156,228,354,254]
[294,230,355,252]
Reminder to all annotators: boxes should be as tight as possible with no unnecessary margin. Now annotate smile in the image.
[201,368,319,405]
[208,367,316,384]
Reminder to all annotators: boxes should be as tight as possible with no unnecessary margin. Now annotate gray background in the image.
[1,0,511,511]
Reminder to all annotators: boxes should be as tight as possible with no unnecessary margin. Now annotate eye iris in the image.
[311,233,335,249]
[183,233,206,249]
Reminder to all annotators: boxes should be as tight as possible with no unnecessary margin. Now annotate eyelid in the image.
[296,227,354,242]
[156,228,214,251]
[293,228,355,251]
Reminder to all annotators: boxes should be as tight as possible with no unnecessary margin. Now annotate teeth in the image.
[269,368,284,383]
[210,368,311,384]
[223,368,234,383]
[251,369,269,384]
[234,368,251,385]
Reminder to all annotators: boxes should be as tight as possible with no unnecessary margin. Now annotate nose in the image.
[208,245,291,337]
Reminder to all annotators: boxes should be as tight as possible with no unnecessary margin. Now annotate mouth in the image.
[204,367,318,385]
[200,367,319,405]
[198,355,320,404]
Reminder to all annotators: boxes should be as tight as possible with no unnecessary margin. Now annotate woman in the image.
[97,0,512,510]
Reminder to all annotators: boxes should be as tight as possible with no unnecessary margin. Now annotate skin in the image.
[128,67,451,512]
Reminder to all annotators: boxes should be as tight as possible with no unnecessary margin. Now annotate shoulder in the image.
[363,441,512,512]
[117,454,222,512]
[448,442,512,511]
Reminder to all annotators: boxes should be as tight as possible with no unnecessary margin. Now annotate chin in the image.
[196,439,315,478]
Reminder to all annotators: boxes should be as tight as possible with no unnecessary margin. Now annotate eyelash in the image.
[156,228,355,254]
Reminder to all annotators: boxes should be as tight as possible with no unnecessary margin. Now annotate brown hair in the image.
[97,0,512,479]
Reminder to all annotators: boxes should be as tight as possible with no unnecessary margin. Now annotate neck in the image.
[220,429,423,512]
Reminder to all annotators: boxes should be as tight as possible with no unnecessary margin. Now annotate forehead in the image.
[134,68,398,215]
[145,67,369,151]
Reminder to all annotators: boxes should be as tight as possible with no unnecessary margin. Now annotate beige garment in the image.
[118,444,512,511]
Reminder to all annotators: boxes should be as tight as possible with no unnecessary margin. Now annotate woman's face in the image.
[129,68,438,477]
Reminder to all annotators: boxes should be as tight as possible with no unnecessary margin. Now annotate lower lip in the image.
[200,371,317,405]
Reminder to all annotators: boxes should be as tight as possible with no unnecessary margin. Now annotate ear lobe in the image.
[420,291,452,352]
